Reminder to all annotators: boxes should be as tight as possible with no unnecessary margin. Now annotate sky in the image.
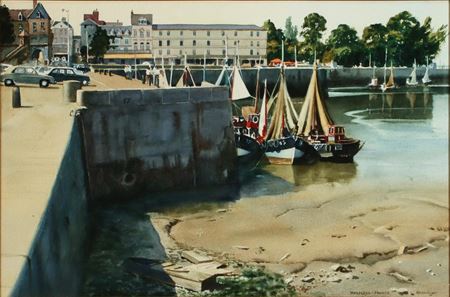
[4,0,449,65]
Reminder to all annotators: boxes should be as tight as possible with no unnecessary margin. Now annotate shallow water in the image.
[243,88,448,197]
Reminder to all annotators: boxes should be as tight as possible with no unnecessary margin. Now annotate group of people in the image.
[123,64,165,88]
[124,65,133,80]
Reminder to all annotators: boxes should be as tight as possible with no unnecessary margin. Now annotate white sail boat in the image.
[422,56,432,85]
[406,59,418,86]
[368,62,378,89]
[381,62,395,92]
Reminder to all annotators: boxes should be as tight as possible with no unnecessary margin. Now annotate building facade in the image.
[80,10,105,48]
[51,17,73,63]
[8,1,53,61]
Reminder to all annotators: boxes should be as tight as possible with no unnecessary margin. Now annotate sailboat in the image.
[381,62,395,92]
[422,57,432,85]
[406,59,418,86]
[175,65,196,87]
[368,63,378,89]
[263,66,313,165]
[296,63,363,162]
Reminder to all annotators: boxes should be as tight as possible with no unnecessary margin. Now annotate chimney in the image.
[93,9,99,21]
[33,0,37,8]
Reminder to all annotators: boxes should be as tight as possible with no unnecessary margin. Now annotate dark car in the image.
[0,65,55,88]
[73,64,91,73]
[47,67,90,85]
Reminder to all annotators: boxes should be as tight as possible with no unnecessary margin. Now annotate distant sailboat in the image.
[297,63,363,162]
[406,59,418,86]
[176,65,196,87]
[381,62,395,92]
[422,57,432,85]
[368,63,378,89]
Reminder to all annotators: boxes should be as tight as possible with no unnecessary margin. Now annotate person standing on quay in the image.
[146,66,152,86]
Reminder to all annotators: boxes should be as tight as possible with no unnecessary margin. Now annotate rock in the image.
[330,264,350,273]
[437,263,442,267]
[216,209,227,213]
[326,276,342,283]
[351,225,357,229]
[232,245,249,250]
[430,272,436,276]
[391,288,409,295]
[301,276,315,283]
[398,245,407,255]
[426,269,432,273]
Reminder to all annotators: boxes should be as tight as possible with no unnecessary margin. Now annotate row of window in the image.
[152,49,260,56]
[157,40,261,47]
[158,30,261,37]
[31,22,46,33]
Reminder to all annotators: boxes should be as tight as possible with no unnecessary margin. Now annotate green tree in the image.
[89,27,111,62]
[0,5,15,46]
[362,23,388,66]
[325,24,366,67]
[413,17,447,65]
[299,13,327,62]
[284,17,298,61]
[263,19,284,62]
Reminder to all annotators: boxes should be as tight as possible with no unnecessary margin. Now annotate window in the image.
[250,49,253,55]
[167,31,170,36]
[167,40,170,46]
[18,13,23,21]
[179,49,183,55]
[140,42,144,50]
[138,17,147,25]
[13,67,25,74]
[257,51,259,56]
[251,41,254,46]
[167,49,170,55]
[66,69,75,75]
[159,40,162,46]
[257,31,260,37]
[193,31,196,36]
[250,31,253,37]
[159,49,162,55]
[146,31,150,37]
[40,22,45,31]
[25,67,35,74]
[207,49,210,55]
[146,42,150,50]
[207,40,210,46]
[234,31,237,36]
[257,41,260,47]
[37,11,41,18]
[18,25,23,33]
[180,40,183,46]
[134,42,137,50]
[133,30,137,37]
[234,41,236,46]
[222,49,226,55]
[159,31,162,36]
[193,40,196,46]
[125,39,129,44]
[222,40,225,45]
[32,23,37,32]
[207,31,210,36]
[140,31,144,38]
[180,31,183,36]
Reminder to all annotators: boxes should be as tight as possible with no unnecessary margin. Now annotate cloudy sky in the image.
[4,0,449,65]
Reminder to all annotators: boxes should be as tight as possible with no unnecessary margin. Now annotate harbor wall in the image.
[11,121,90,297]
[77,86,237,201]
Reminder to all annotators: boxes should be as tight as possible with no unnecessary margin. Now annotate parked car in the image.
[73,64,91,73]
[46,67,90,85]
[0,65,55,87]
[35,66,52,75]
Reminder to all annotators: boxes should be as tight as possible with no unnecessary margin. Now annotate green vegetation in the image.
[265,10,448,66]
[0,5,15,46]
[89,27,112,62]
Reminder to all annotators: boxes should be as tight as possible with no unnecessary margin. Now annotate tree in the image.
[325,24,366,67]
[284,17,299,61]
[263,19,284,62]
[89,27,111,62]
[299,13,327,62]
[362,23,388,66]
[0,5,14,46]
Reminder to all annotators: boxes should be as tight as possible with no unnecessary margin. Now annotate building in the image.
[81,10,267,65]
[152,24,267,65]
[7,1,53,62]
[80,9,105,48]
[51,17,73,64]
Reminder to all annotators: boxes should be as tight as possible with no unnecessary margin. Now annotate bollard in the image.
[12,86,21,108]
[63,80,82,103]
[109,70,112,76]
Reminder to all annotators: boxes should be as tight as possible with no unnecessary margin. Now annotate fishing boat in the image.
[406,59,418,87]
[264,66,316,165]
[296,63,363,162]
[422,57,432,85]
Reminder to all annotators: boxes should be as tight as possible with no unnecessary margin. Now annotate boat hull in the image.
[309,139,362,162]
[264,136,311,165]
[235,134,263,169]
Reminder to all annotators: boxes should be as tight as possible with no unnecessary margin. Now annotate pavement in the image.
[0,72,152,296]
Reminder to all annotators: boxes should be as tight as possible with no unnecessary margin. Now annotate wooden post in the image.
[12,86,21,108]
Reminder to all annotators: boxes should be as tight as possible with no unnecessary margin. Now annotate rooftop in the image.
[152,24,264,30]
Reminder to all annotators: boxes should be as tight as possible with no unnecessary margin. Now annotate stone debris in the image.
[301,276,315,283]
[279,253,291,262]
[391,288,409,295]
[326,276,342,283]
[232,245,250,250]
[389,272,413,283]
[216,209,228,213]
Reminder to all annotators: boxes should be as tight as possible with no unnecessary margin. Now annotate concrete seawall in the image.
[10,120,90,297]
[77,86,237,201]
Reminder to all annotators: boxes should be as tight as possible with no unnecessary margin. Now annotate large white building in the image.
[82,11,267,65]
[51,17,73,64]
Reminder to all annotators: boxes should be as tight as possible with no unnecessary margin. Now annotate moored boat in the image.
[406,59,418,87]
[296,63,363,162]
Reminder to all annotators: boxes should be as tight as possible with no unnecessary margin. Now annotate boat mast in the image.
[203,50,206,82]
[383,47,387,85]
[369,53,371,68]
[169,61,174,87]
[294,45,297,67]
[281,38,285,66]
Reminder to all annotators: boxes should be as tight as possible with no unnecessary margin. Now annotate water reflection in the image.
[363,91,433,120]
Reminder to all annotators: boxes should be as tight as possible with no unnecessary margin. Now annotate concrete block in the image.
[141,89,163,105]
[110,89,143,106]
[77,90,111,107]
[161,88,189,104]
[63,80,81,103]
[189,87,212,103]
